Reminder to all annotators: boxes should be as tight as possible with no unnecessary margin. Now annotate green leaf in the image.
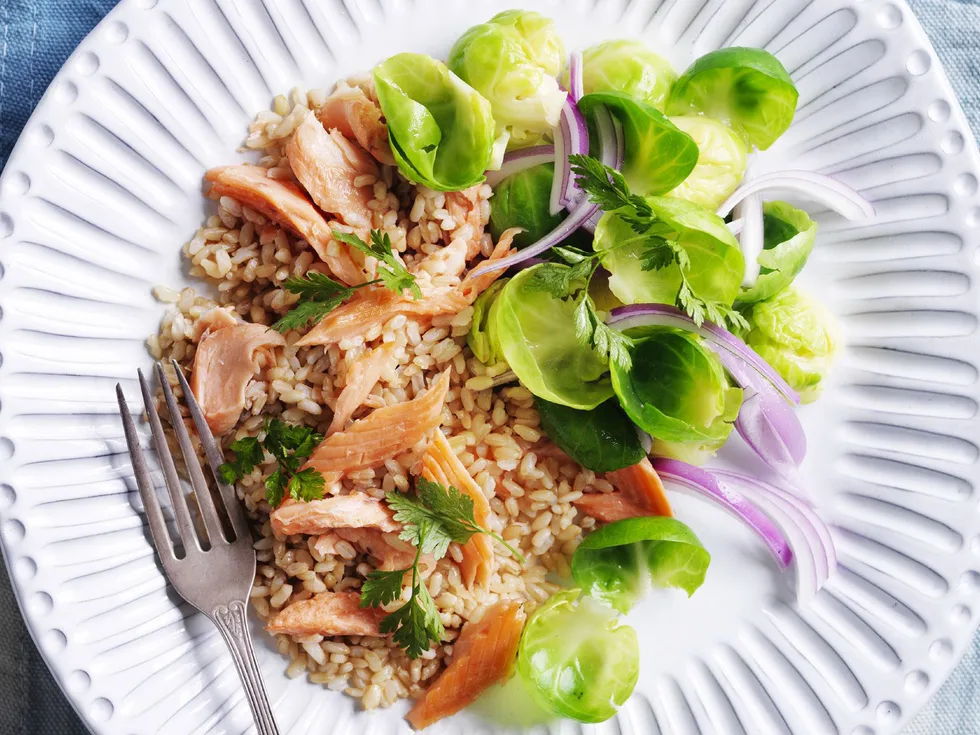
[272,273,361,333]
[577,92,699,197]
[288,467,326,502]
[572,292,633,372]
[571,516,711,613]
[381,579,445,659]
[265,468,287,507]
[360,568,410,608]
[375,52,495,191]
[332,229,421,298]
[535,397,646,473]
[217,436,264,485]
[525,258,598,300]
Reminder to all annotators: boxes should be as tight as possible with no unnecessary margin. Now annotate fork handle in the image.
[212,601,282,735]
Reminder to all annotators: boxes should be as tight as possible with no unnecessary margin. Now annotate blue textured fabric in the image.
[0,1,977,734]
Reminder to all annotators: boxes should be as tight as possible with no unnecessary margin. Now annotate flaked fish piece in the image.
[266,591,387,637]
[328,342,400,435]
[406,600,525,730]
[190,321,284,436]
[314,529,421,572]
[574,457,673,523]
[297,229,519,347]
[318,80,395,166]
[271,494,400,537]
[205,164,366,286]
[302,371,450,479]
[192,307,239,340]
[421,430,495,589]
[444,186,487,257]
[286,111,378,230]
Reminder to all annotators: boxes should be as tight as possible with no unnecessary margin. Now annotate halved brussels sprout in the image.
[593,196,744,308]
[571,516,711,613]
[535,397,646,473]
[738,201,817,304]
[490,265,613,410]
[518,589,639,723]
[666,115,747,210]
[581,39,677,111]
[578,91,699,196]
[611,330,742,444]
[667,47,798,150]
[374,53,495,191]
[468,279,507,365]
[745,287,838,403]
[448,10,566,149]
[489,163,564,248]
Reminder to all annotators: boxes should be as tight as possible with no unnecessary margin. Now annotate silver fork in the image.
[116,361,281,735]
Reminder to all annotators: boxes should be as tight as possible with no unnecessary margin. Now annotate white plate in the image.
[0,0,978,733]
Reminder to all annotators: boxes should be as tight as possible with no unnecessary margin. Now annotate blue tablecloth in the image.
[0,0,978,733]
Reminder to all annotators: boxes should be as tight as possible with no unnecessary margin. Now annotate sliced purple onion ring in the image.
[469,196,601,277]
[717,170,876,221]
[550,95,590,215]
[653,459,793,569]
[485,145,555,188]
[607,303,800,405]
[582,112,626,234]
[712,469,836,602]
[732,378,807,479]
[735,193,764,287]
[569,51,584,103]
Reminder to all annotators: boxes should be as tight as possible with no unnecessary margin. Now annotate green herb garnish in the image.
[218,419,325,506]
[332,229,422,299]
[360,478,523,658]
[272,272,379,333]
[569,153,748,332]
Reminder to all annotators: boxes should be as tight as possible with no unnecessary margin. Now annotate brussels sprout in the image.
[535,397,646,473]
[594,196,744,308]
[374,53,495,191]
[468,279,507,365]
[666,115,747,210]
[578,92,699,196]
[489,163,565,248]
[518,589,639,723]
[581,39,677,110]
[611,331,742,445]
[448,10,566,149]
[745,287,838,403]
[667,47,798,150]
[490,265,614,410]
[571,516,711,613]
[738,201,817,304]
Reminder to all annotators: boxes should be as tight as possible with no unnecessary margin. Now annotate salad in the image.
[157,8,872,730]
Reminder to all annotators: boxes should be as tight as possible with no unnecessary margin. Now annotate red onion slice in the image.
[581,110,625,234]
[735,193,764,287]
[608,303,801,405]
[569,51,584,103]
[550,94,590,215]
[712,469,836,602]
[469,196,600,277]
[653,459,793,569]
[485,145,555,188]
[717,170,876,220]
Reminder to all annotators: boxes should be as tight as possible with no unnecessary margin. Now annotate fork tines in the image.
[116,362,250,559]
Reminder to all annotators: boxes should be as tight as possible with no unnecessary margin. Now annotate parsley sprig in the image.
[218,419,325,506]
[568,154,749,333]
[332,229,422,299]
[360,478,523,658]
[273,228,421,333]
[526,245,634,372]
[273,273,379,333]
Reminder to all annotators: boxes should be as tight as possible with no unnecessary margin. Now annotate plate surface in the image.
[1,0,979,733]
